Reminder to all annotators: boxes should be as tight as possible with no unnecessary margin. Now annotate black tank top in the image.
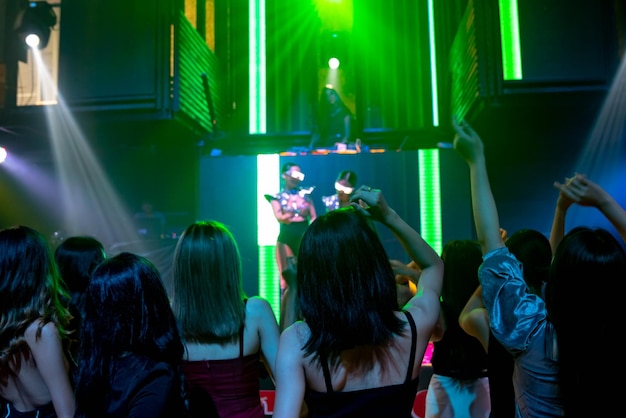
[304,312,420,418]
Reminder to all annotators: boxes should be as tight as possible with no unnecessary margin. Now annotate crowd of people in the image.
[1,116,625,418]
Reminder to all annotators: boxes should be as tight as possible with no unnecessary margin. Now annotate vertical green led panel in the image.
[418,149,443,255]
[499,0,522,80]
[427,0,439,126]
[257,154,280,319]
[258,245,280,319]
[249,0,266,133]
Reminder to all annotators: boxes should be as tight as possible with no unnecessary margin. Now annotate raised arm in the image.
[350,186,444,323]
[454,119,547,354]
[549,180,575,254]
[554,173,626,243]
[452,117,505,254]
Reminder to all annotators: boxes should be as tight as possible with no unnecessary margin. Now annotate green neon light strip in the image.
[258,245,280,319]
[249,0,266,133]
[499,0,522,80]
[257,154,281,319]
[418,149,443,255]
[427,0,439,126]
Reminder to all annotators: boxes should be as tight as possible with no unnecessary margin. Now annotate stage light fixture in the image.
[320,31,350,69]
[14,1,57,50]
[0,147,7,164]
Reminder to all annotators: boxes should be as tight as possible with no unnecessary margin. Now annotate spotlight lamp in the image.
[320,31,350,69]
[0,147,7,164]
[14,1,58,50]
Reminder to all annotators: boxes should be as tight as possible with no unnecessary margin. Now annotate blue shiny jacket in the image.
[479,247,564,418]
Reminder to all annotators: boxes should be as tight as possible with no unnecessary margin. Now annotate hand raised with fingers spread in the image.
[553,173,610,208]
[553,176,577,212]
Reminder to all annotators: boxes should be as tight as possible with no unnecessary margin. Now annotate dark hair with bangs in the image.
[296,207,405,361]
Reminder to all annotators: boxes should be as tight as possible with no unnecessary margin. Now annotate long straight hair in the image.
[54,236,106,323]
[547,227,625,417]
[0,225,70,382]
[297,208,404,362]
[74,252,185,415]
[440,239,482,321]
[172,221,246,343]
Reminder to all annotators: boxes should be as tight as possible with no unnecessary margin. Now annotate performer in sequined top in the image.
[265,163,317,299]
[322,170,358,212]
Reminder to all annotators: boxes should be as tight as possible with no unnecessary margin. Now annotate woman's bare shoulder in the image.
[282,321,309,343]
[23,320,60,344]
[246,296,275,315]
[245,297,279,328]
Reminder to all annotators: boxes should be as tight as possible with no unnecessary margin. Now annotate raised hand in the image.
[452,115,484,165]
[553,173,608,208]
[349,185,394,222]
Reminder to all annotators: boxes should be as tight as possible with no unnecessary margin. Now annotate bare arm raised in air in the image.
[554,173,626,243]
[549,177,575,254]
[451,117,505,255]
[453,118,547,354]
[350,186,444,331]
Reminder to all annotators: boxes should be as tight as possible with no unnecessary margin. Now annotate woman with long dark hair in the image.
[73,252,188,418]
[173,220,280,417]
[273,187,444,417]
[54,235,106,364]
[0,225,75,418]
